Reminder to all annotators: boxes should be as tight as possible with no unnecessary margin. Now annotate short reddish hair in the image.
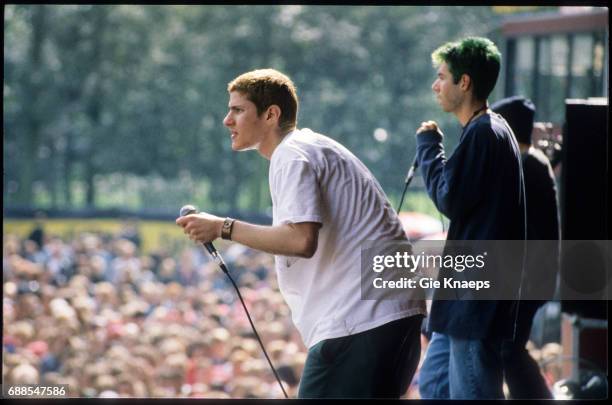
[228,69,298,133]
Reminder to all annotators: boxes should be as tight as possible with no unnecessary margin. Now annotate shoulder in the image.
[286,128,337,149]
[277,128,327,151]
[462,114,497,144]
[467,113,516,143]
[485,112,509,133]
[271,129,329,174]
[528,147,551,165]
[277,128,347,159]
[272,129,312,164]
[523,147,553,173]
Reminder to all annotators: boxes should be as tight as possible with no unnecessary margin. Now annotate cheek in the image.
[246,118,263,134]
[241,116,258,129]
[441,83,452,98]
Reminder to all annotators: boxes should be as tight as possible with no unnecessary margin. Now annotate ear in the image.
[265,105,282,125]
[459,74,472,92]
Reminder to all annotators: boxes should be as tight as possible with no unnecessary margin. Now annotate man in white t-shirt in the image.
[176,69,426,398]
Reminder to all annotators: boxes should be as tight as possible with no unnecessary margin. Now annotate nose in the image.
[431,79,439,93]
[223,112,233,127]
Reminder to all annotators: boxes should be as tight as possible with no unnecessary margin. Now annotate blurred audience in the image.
[3,229,561,398]
[3,230,304,398]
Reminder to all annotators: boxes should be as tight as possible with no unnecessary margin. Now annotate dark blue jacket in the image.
[521,147,560,300]
[416,112,525,339]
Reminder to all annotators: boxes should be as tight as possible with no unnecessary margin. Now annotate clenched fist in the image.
[416,120,443,138]
[176,212,224,244]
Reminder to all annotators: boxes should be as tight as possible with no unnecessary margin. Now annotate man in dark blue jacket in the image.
[416,37,525,399]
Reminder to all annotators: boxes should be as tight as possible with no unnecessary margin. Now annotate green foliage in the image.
[4,5,503,214]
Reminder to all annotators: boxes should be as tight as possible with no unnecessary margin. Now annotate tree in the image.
[4,5,503,213]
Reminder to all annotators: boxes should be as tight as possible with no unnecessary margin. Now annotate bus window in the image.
[592,32,606,97]
[515,37,535,101]
[541,35,569,122]
[570,33,595,99]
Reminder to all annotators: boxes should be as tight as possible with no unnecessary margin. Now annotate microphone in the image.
[397,156,419,213]
[179,204,227,272]
[404,155,419,185]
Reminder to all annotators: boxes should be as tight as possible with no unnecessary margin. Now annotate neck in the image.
[456,98,488,127]
[258,128,292,160]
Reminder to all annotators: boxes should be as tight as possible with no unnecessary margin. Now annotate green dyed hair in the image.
[432,37,501,101]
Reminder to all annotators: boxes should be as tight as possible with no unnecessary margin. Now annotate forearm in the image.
[230,220,318,258]
[416,129,452,217]
[177,212,319,258]
[417,126,490,220]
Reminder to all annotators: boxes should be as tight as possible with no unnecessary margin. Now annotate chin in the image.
[232,143,255,152]
[231,139,245,151]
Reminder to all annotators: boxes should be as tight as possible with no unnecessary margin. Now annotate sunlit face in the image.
[432,62,463,113]
[222,91,266,151]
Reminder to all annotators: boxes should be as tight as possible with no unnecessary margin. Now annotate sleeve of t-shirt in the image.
[270,158,323,225]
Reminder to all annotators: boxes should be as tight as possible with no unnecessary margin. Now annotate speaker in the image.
[560,99,609,319]
[561,99,608,239]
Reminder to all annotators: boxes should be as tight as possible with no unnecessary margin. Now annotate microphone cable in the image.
[179,206,289,399]
[397,156,446,235]
[218,260,289,399]
[396,156,418,214]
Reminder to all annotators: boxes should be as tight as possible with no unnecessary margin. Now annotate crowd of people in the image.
[3,225,565,398]
[3,225,308,398]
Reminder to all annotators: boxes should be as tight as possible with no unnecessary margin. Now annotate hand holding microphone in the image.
[176,205,224,245]
[408,120,442,186]
[177,205,227,272]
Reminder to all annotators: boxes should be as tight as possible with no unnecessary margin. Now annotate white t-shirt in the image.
[269,128,426,348]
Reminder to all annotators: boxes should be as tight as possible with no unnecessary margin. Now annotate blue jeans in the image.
[418,332,504,399]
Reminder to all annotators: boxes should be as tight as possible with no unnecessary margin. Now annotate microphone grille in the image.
[179,205,197,217]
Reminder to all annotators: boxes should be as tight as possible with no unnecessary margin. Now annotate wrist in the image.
[417,129,443,143]
[221,217,236,240]
[216,217,225,240]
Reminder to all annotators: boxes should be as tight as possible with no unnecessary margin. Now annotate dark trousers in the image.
[501,300,553,399]
[298,315,423,398]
